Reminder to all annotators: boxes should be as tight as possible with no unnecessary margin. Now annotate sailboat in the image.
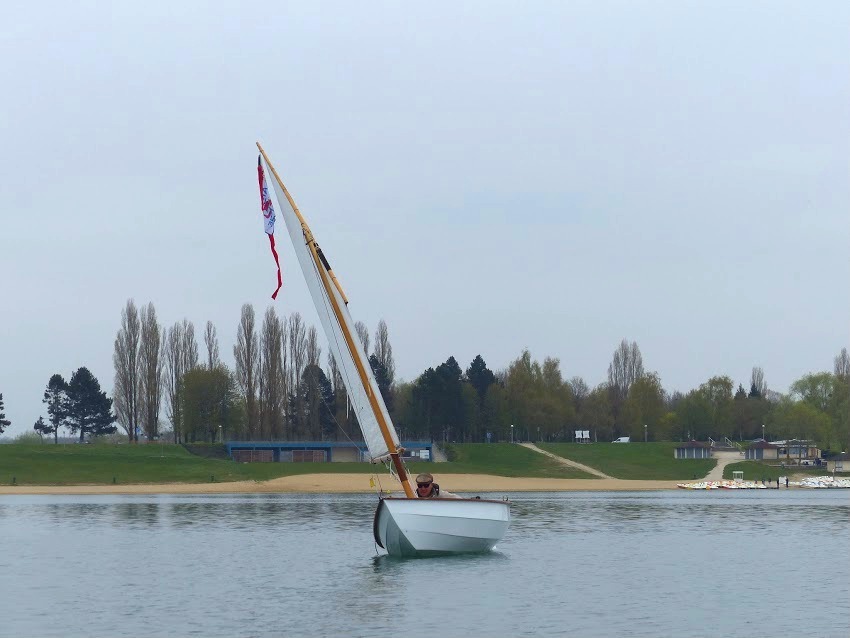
[257,143,511,557]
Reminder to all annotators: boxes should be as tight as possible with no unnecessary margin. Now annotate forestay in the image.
[265,160,400,460]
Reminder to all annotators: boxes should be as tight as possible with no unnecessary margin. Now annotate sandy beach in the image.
[0,474,683,495]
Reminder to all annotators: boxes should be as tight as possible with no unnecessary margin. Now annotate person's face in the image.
[416,481,433,497]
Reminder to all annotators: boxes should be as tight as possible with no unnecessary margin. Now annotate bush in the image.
[14,432,44,444]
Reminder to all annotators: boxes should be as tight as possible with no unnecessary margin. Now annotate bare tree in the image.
[113,299,141,442]
[306,325,322,368]
[750,366,767,397]
[258,307,286,439]
[835,347,850,380]
[607,339,644,432]
[280,314,289,428]
[568,376,590,413]
[607,339,644,402]
[204,321,220,370]
[164,319,198,443]
[288,312,307,434]
[373,319,395,386]
[328,353,348,437]
[303,325,324,439]
[164,323,183,443]
[138,302,164,440]
[234,304,260,438]
[354,320,370,356]
[181,320,199,376]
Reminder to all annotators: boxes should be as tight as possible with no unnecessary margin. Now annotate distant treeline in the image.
[393,345,849,454]
[6,299,848,454]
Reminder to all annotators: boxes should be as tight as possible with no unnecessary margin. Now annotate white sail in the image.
[265,160,400,460]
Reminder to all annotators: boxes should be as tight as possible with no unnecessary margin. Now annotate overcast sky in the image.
[1,1,848,437]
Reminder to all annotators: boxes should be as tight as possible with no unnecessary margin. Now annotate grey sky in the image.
[2,1,848,437]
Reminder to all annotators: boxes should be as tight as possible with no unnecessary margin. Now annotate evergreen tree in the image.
[481,383,509,441]
[66,367,116,442]
[42,373,69,444]
[435,356,464,441]
[369,354,394,413]
[466,355,496,404]
[411,367,441,441]
[301,364,336,439]
[0,393,10,434]
[33,416,49,440]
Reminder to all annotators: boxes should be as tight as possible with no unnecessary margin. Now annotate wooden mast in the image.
[257,142,415,499]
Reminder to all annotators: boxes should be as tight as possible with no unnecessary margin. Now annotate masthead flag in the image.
[258,155,282,299]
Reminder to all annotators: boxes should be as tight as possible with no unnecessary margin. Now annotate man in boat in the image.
[415,473,460,499]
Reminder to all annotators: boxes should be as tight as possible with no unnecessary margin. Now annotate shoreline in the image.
[0,474,685,495]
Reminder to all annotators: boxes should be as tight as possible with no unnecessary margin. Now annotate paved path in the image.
[520,443,613,479]
[702,450,744,480]
[431,444,448,462]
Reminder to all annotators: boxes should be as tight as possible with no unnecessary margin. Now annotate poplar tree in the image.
[164,319,199,443]
[234,304,259,438]
[287,312,307,435]
[373,319,395,386]
[258,307,286,439]
[354,321,370,356]
[204,321,220,370]
[139,302,164,440]
[113,300,141,442]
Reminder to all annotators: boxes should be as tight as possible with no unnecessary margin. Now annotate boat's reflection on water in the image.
[370,549,509,570]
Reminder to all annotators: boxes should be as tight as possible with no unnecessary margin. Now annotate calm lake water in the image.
[0,490,848,638]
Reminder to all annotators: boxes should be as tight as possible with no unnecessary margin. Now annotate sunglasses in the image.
[417,483,432,488]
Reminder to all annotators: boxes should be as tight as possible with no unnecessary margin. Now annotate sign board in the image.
[420,449,430,461]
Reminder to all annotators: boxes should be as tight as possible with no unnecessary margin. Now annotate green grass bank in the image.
[443,443,594,478]
[0,442,588,486]
[539,442,716,480]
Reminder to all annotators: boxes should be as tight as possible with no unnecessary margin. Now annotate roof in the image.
[829,452,850,461]
[749,441,779,449]
[676,440,711,449]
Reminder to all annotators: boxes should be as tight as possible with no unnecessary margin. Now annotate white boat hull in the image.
[374,497,511,557]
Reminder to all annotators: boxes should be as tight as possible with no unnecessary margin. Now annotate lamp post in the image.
[510,424,514,444]
[762,424,765,441]
[644,424,647,443]
[218,425,222,444]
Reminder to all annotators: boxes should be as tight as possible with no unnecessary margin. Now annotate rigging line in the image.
[305,239,373,411]
[313,375,387,492]
[307,252,368,442]
[306,252,388,493]
[315,380,383,494]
